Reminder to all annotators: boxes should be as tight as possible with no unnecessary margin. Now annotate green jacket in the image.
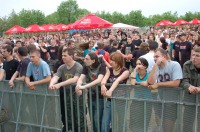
[181,60,200,90]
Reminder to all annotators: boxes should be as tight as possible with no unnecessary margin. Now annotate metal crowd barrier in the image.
[0,82,200,132]
[0,81,62,132]
[112,84,200,132]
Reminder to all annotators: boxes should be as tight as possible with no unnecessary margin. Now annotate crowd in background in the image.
[0,25,200,132]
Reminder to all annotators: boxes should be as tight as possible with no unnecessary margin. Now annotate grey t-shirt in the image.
[156,61,183,82]
[55,62,83,81]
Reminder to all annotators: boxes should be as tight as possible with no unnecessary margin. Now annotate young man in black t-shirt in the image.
[2,45,19,80]
[47,39,59,72]
[179,33,192,67]
[9,46,30,87]
[172,36,181,63]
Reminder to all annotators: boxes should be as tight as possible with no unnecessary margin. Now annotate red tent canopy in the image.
[4,25,25,34]
[172,19,189,26]
[56,24,68,31]
[42,24,57,32]
[188,18,200,24]
[155,20,173,26]
[69,14,113,30]
[25,24,45,33]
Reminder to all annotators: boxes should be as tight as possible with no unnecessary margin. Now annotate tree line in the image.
[1,0,200,34]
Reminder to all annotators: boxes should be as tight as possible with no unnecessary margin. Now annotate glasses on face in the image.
[192,54,200,58]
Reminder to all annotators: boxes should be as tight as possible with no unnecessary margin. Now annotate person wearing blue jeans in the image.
[76,52,106,132]
[101,100,111,132]
[88,97,104,132]
[101,52,129,132]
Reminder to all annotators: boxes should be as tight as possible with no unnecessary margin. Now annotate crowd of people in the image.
[0,24,200,132]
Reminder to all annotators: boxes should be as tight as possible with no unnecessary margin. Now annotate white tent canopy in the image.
[109,23,139,29]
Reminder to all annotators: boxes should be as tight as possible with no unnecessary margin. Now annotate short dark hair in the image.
[27,44,36,53]
[97,41,104,49]
[18,46,28,56]
[137,57,149,69]
[140,42,149,51]
[16,40,22,44]
[2,45,13,55]
[160,37,166,43]
[29,49,41,56]
[155,48,170,60]
[62,48,75,58]
[112,41,118,46]
[148,40,158,51]
[87,52,100,69]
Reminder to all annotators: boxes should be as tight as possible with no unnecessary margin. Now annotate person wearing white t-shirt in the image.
[147,48,183,132]
[140,40,158,72]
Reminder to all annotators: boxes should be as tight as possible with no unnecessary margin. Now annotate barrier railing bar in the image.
[8,121,62,131]
[64,88,69,131]
[144,101,147,132]
[15,91,22,132]
[96,86,100,132]
[70,86,75,132]
[83,90,87,132]
[89,88,93,131]
[122,99,128,132]
[194,94,199,132]
[76,92,80,132]
[39,94,47,132]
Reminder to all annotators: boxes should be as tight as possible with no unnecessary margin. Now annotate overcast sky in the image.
[1,0,199,18]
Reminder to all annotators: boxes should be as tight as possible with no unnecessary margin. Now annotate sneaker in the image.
[0,108,8,123]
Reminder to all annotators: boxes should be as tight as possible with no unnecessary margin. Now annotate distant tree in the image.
[162,11,178,22]
[0,17,9,33]
[96,11,112,22]
[180,11,198,21]
[6,9,20,28]
[75,8,90,20]
[127,10,146,27]
[45,12,59,24]
[57,0,78,24]
[18,9,46,27]
[111,11,125,23]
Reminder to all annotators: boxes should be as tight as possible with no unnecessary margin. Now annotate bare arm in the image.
[101,67,110,95]
[106,70,129,97]
[53,76,79,89]
[136,81,148,87]
[172,49,175,58]
[49,75,59,88]
[0,70,5,81]
[82,74,104,89]
[179,51,182,61]
[10,71,19,82]
[109,70,129,92]
[101,67,110,85]
[33,75,51,85]
[157,80,180,87]
[40,46,47,52]
[76,74,85,87]
[130,69,137,85]
[147,64,158,85]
